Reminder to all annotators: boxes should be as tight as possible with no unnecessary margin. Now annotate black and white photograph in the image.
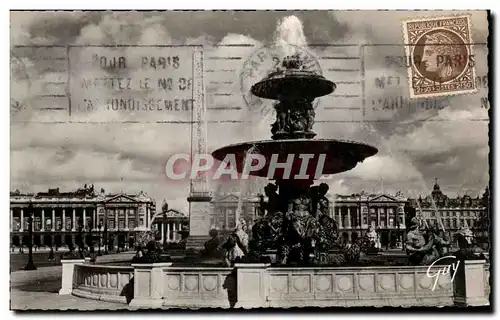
[8,9,492,310]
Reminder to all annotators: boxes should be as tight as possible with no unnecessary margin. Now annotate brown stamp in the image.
[402,15,478,98]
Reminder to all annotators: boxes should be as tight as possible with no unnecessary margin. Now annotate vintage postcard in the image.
[9,10,491,310]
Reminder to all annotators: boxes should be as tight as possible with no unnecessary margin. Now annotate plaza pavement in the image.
[10,252,135,311]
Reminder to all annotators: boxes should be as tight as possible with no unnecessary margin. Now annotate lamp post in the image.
[78,224,85,257]
[24,202,37,271]
[88,221,94,255]
[162,202,169,250]
[103,224,108,255]
[97,223,102,256]
[396,207,401,249]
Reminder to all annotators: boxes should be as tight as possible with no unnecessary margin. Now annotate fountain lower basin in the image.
[67,259,490,308]
[212,138,378,179]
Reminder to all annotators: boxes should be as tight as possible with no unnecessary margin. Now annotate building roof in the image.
[331,192,407,202]
[10,185,154,203]
[413,180,484,209]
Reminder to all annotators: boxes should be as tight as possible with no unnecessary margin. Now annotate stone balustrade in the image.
[71,263,134,303]
[264,265,454,307]
[163,267,235,308]
[65,259,490,308]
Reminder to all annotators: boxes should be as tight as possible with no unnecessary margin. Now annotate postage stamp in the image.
[9,10,490,311]
[402,15,478,98]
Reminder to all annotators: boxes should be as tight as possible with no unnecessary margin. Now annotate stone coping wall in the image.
[264,265,454,307]
[162,267,235,308]
[66,260,490,308]
[72,264,134,304]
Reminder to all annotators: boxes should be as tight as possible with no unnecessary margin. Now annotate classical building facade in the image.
[208,191,408,246]
[9,185,155,250]
[209,193,261,232]
[410,180,487,235]
[150,208,189,243]
[329,192,408,246]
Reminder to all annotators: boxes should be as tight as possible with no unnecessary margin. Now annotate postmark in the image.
[402,15,478,98]
[240,44,322,120]
[10,52,31,115]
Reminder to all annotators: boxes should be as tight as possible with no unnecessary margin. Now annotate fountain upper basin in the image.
[251,70,335,100]
[211,138,378,180]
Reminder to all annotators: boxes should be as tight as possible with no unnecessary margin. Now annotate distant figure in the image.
[48,247,55,262]
[178,230,189,247]
[131,246,148,264]
[202,229,221,257]
[135,249,144,259]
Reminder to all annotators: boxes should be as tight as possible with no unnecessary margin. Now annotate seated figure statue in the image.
[303,98,315,132]
[288,104,308,133]
[310,183,338,252]
[406,218,446,265]
[453,228,488,260]
[316,183,330,217]
[435,229,452,256]
[271,102,289,135]
[262,183,280,215]
[252,183,282,251]
[222,220,249,267]
[286,194,315,238]
[458,225,474,246]
[365,225,381,252]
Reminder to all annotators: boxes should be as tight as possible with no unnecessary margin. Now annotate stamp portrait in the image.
[402,15,478,98]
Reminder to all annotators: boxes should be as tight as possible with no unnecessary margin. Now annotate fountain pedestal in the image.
[129,262,172,308]
[454,259,490,306]
[235,263,270,308]
[59,259,86,295]
[186,193,213,250]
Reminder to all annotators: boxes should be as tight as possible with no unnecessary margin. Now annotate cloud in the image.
[11,148,157,183]
[386,107,488,156]
[344,155,422,182]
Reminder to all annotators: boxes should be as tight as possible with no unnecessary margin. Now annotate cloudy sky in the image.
[10,11,490,213]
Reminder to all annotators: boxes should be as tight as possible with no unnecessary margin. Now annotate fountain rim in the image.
[211,138,379,158]
[264,69,329,80]
[250,71,336,99]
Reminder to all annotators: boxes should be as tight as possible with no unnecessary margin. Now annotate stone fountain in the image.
[212,54,378,265]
